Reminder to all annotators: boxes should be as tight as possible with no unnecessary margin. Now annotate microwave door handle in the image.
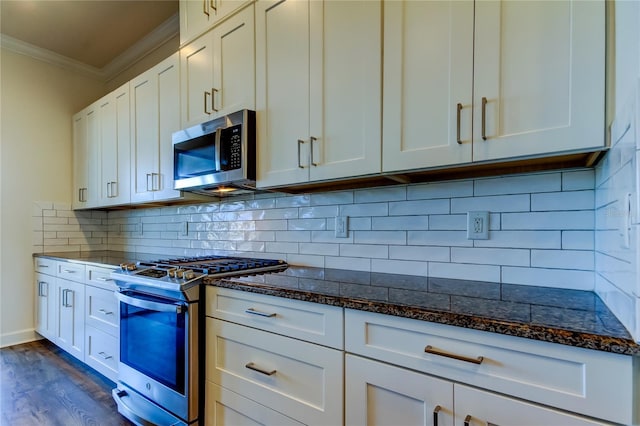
[116,292,184,313]
[214,128,222,172]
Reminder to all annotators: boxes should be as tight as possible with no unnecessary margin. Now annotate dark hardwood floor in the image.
[1,339,133,426]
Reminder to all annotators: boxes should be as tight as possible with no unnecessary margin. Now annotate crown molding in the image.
[0,12,179,82]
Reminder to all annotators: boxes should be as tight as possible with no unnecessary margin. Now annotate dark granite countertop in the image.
[33,251,640,355]
[204,266,640,356]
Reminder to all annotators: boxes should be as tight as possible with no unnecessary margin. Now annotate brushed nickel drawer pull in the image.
[245,362,276,376]
[98,351,113,360]
[245,308,276,318]
[98,308,114,315]
[424,345,483,365]
[433,405,442,426]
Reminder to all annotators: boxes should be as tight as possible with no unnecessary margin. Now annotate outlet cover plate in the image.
[467,211,489,240]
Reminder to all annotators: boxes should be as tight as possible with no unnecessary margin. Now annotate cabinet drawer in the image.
[34,257,56,275]
[345,309,633,425]
[206,286,343,349]
[86,266,117,291]
[205,381,304,426]
[206,318,343,426]
[85,285,119,335]
[84,325,118,382]
[56,262,85,283]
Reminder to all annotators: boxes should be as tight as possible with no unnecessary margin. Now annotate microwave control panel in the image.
[219,124,242,171]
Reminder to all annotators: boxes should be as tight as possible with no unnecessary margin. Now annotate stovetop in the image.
[111,255,288,301]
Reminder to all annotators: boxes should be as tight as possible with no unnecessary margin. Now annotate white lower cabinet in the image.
[346,354,454,426]
[84,325,119,382]
[55,278,85,361]
[35,271,57,341]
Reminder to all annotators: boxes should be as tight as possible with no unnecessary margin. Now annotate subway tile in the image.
[311,230,354,244]
[325,256,371,271]
[531,250,594,271]
[428,214,466,230]
[276,194,311,208]
[310,191,354,205]
[340,203,388,217]
[502,211,594,230]
[389,245,449,262]
[245,198,277,210]
[265,242,299,254]
[451,194,530,213]
[474,173,561,196]
[263,208,299,220]
[299,205,340,218]
[300,243,340,256]
[235,241,266,252]
[502,267,594,290]
[288,218,326,231]
[531,191,594,211]
[244,231,276,242]
[354,230,406,245]
[371,259,428,276]
[451,247,530,267]
[372,216,428,230]
[408,231,473,247]
[287,254,325,268]
[43,217,68,225]
[275,230,311,243]
[53,202,72,211]
[562,170,594,191]
[389,199,449,216]
[255,220,288,231]
[473,231,561,249]
[407,180,473,200]
[429,262,501,282]
[354,186,406,203]
[33,201,53,216]
[340,244,388,259]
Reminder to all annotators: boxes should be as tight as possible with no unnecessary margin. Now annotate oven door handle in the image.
[116,292,185,314]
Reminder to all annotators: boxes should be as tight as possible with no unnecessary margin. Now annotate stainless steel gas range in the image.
[111,255,288,426]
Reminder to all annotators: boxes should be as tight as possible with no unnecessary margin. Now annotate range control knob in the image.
[175,269,185,279]
[183,270,195,280]
[120,262,137,271]
[167,268,177,278]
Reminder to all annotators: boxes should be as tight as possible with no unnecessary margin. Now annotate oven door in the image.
[116,290,198,423]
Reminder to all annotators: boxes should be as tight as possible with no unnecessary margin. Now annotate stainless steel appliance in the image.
[173,109,256,196]
[111,255,287,426]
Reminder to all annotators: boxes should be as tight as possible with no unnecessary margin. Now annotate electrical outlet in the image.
[335,216,348,238]
[467,211,489,240]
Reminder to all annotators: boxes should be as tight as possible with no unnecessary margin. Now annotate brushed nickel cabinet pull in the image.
[433,405,441,426]
[310,136,319,166]
[245,362,276,376]
[456,103,463,144]
[297,139,306,168]
[107,182,111,198]
[146,173,152,192]
[464,414,472,426]
[203,0,209,16]
[211,88,219,112]
[204,91,211,114]
[111,181,117,197]
[98,308,114,316]
[210,0,217,12]
[424,345,483,365]
[98,351,113,360]
[481,97,488,140]
[245,308,276,318]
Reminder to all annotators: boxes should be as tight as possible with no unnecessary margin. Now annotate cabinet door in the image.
[131,53,181,203]
[85,325,119,382]
[181,32,215,127]
[180,0,214,45]
[99,84,131,207]
[383,0,473,172]
[55,279,85,361]
[84,103,100,208]
[454,385,610,426]
[472,0,605,162]
[211,4,255,117]
[346,354,453,426]
[72,110,88,210]
[206,381,304,426]
[35,274,56,340]
[256,0,310,188]
[308,0,381,182]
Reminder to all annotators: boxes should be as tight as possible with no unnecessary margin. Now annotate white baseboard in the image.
[0,328,41,348]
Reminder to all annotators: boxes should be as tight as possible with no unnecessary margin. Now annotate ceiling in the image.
[0,0,178,69]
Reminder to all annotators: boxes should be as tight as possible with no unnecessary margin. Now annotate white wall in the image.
[594,0,640,340]
[0,48,105,347]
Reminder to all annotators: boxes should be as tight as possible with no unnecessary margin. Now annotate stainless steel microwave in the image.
[172,109,256,196]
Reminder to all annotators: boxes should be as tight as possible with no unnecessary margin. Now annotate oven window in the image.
[174,133,217,180]
[120,293,186,394]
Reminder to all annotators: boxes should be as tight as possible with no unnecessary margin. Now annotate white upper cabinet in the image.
[179,0,252,46]
[384,0,605,172]
[72,108,92,210]
[98,83,131,207]
[256,0,381,188]
[181,4,255,128]
[472,0,605,162]
[383,0,474,172]
[130,53,183,203]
